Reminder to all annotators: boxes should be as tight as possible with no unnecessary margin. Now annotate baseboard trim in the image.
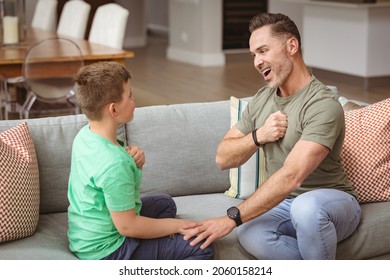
[310,67,390,89]
[167,47,225,67]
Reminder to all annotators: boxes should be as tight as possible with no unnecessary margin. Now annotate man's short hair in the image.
[249,12,301,50]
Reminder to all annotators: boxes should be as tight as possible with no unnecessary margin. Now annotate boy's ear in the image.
[108,103,117,117]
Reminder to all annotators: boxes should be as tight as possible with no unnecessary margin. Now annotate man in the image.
[183,12,361,260]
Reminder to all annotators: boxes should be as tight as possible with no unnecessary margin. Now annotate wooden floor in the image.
[127,34,389,108]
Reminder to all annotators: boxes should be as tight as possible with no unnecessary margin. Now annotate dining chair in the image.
[31,0,58,32]
[88,3,129,49]
[57,0,91,39]
[5,38,84,119]
[0,74,24,120]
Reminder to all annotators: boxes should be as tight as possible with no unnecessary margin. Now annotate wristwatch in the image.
[227,206,242,227]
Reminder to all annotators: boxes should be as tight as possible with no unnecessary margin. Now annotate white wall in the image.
[26,0,38,25]
[268,0,304,34]
[303,2,390,77]
[366,7,390,76]
[270,0,390,78]
[167,0,224,66]
[116,0,147,48]
[146,0,169,34]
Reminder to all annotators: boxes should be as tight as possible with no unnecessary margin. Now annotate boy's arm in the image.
[110,209,198,238]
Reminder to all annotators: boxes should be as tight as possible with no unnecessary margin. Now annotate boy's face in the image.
[115,80,136,123]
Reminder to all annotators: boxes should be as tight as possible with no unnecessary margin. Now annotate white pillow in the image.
[224,96,267,199]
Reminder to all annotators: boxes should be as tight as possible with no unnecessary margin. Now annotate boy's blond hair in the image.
[74,61,131,120]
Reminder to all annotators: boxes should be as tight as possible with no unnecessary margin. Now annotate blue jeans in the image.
[237,189,361,260]
[103,193,214,260]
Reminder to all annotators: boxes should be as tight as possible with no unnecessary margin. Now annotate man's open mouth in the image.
[262,68,271,78]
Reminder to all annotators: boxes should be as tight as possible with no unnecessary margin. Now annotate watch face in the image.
[228,206,239,218]
[227,206,242,226]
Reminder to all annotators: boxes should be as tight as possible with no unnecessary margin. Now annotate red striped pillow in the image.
[342,98,390,203]
[0,122,40,243]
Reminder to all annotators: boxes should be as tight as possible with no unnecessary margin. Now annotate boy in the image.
[67,61,214,260]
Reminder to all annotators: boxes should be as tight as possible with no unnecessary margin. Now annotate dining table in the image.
[0,26,135,78]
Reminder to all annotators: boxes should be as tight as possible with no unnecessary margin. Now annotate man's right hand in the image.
[182,216,236,249]
[258,111,288,143]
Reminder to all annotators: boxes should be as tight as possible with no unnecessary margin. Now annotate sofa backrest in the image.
[0,100,231,214]
[126,100,231,197]
[0,115,126,214]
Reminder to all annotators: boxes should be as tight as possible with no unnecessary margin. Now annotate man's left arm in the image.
[239,140,329,222]
[184,140,329,249]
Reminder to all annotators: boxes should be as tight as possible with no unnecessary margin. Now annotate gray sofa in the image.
[0,100,389,260]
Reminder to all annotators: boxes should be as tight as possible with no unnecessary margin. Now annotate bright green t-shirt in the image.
[236,76,356,197]
[67,125,142,260]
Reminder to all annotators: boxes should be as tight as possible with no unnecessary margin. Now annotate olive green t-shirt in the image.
[67,125,142,260]
[236,76,356,197]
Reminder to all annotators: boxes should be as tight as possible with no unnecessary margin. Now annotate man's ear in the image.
[287,37,299,55]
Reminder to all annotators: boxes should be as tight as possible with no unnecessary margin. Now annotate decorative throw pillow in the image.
[342,98,390,204]
[0,122,40,243]
[224,96,267,199]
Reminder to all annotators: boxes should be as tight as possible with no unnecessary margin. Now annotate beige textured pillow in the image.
[342,98,390,203]
[339,96,366,111]
[224,96,267,199]
[0,122,40,243]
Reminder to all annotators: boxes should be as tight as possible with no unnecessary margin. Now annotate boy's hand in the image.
[125,146,145,169]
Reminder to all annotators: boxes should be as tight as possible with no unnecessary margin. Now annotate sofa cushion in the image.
[224,97,267,199]
[0,212,77,259]
[173,193,255,260]
[0,123,40,243]
[342,98,390,203]
[126,101,230,197]
[336,201,390,259]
